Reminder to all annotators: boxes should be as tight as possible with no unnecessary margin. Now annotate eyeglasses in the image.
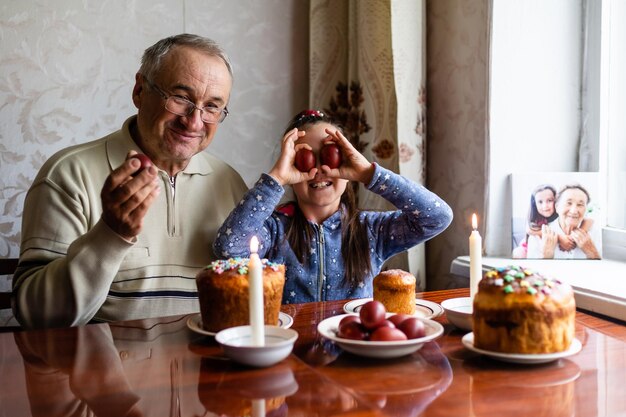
[144,78,229,124]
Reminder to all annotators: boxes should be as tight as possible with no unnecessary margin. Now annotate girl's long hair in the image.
[282,110,372,286]
[528,184,558,230]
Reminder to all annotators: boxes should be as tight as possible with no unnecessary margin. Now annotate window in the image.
[583,0,626,260]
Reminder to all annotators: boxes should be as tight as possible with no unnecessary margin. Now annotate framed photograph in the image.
[510,173,602,259]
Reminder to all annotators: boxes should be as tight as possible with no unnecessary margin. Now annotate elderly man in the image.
[13,34,248,328]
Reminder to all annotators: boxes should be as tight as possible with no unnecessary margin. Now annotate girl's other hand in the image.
[319,128,375,184]
[268,128,317,186]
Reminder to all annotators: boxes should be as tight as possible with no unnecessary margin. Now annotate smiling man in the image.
[13,34,248,329]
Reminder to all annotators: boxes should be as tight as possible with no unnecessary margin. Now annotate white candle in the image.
[249,236,265,346]
[469,213,482,301]
[251,399,265,417]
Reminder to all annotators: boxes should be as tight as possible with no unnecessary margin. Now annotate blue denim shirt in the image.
[213,163,453,304]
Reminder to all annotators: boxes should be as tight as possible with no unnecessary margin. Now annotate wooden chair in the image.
[0,258,21,331]
[0,257,18,310]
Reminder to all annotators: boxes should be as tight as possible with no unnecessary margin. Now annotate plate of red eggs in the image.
[317,300,444,359]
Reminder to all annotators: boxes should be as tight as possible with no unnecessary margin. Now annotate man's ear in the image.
[131,73,143,109]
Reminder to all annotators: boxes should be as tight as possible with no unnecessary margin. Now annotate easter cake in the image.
[196,258,285,333]
[472,265,575,354]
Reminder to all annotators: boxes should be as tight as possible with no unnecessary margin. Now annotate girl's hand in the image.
[319,128,375,184]
[268,128,317,186]
[540,225,558,259]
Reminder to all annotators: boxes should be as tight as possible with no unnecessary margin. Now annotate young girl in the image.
[213,110,453,303]
[528,184,559,232]
[512,184,593,258]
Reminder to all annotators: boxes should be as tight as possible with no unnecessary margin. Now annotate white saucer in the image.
[462,332,582,364]
[441,297,473,331]
[216,325,298,368]
[187,312,294,337]
[343,298,443,319]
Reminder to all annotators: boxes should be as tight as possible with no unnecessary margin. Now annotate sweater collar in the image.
[321,209,343,231]
[315,206,344,230]
[106,116,214,176]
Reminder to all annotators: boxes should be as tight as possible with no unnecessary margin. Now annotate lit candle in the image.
[469,213,482,301]
[249,236,265,346]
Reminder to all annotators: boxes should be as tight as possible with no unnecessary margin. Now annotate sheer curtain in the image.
[309,0,429,289]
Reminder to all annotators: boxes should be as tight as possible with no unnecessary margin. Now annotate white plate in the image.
[343,298,444,319]
[187,312,294,337]
[317,313,444,359]
[462,332,582,364]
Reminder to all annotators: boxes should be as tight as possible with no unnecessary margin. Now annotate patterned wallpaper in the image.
[0,0,309,258]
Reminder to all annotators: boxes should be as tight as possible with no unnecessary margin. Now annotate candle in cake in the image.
[469,213,482,301]
[249,236,265,346]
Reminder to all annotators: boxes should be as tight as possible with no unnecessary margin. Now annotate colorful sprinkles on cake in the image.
[206,257,282,275]
[482,265,560,296]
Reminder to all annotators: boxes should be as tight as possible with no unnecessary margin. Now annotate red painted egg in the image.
[397,317,426,339]
[338,320,368,340]
[370,326,408,342]
[130,154,152,176]
[295,149,316,172]
[359,300,386,330]
[320,144,342,169]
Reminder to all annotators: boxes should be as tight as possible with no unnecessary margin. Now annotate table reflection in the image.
[189,339,376,417]
[14,312,452,417]
[14,317,207,417]
[15,325,143,417]
[463,356,581,417]
[197,358,297,416]
[314,341,453,416]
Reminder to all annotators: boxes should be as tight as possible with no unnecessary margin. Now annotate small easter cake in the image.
[373,269,416,315]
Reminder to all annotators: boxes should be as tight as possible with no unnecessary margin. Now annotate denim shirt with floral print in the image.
[213,163,453,304]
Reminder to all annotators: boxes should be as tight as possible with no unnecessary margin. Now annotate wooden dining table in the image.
[1,288,625,417]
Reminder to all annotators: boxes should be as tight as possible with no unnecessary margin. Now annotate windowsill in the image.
[450,256,626,322]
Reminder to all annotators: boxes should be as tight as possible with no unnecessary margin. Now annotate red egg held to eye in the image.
[295,149,316,172]
[320,144,342,169]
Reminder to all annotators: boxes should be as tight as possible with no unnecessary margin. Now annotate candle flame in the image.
[250,236,259,253]
[471,213,478,230]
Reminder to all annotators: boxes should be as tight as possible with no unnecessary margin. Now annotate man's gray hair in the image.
[139,34,233,81]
